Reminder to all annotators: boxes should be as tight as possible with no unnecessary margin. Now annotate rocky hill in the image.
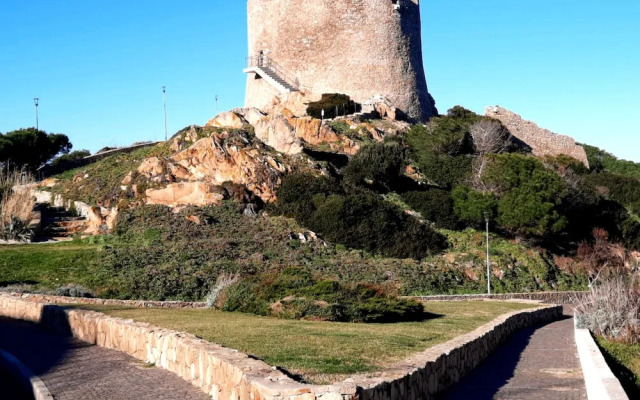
[20,98,640,308]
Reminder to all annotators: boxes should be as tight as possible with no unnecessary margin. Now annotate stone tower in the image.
[244,0,437,122]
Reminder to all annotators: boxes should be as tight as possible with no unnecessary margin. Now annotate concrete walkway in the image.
[0,317,210,400]
[440,307,587,399]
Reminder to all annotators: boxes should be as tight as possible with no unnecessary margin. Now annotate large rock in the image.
[281,111,360,155]
[253,113,304,155]
[266,91,321,118]
[232,107,265,126]
[75,201,118,235]
[138,131,287,205]
[145,182,224,207]
[205,111,246,130]
[485,106,589,167]
[137,157,166,182]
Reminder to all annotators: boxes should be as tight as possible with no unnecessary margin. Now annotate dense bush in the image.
[310,193,447,258]
[343,142,406,192]
[482,154,568,236]
[276,173,448,259]
[401,189,461,229]
[583,172,640,215]
[584,144,640,178]
[406,110,478,188]
[451,186,498,227]
[306,93,359,119]
[407,118,474,159]
[274,173,340,224]
[419,153,473,189]
[220,267,427,323]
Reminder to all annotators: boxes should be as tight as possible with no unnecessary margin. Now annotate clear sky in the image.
[1,0,638,161]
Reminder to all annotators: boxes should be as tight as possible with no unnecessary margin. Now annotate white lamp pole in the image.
[34,98,40,130]
[484,212,491,295]
[162,86,168,141]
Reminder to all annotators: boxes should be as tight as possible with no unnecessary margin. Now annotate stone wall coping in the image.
[574,319,629,400]
[6,292,207,308]
[0,294,562,399]
[407,291,588,304]
[4,291,589,310]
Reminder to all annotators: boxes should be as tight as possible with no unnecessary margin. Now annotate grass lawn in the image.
[595,337,640,398]
[73,301,537,383]
[0,242,101,290]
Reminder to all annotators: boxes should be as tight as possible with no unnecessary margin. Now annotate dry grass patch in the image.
[0,169,35,241]
[74,300,537,383]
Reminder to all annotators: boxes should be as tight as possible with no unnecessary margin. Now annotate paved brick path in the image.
[439,307,587,399]
[0,317,210,400]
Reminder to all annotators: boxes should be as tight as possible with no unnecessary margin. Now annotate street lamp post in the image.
[162,86,168,141]
[484,211,491,295]
[34,98,40,130]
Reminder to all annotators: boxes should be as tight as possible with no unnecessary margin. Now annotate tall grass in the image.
[0,167,36,241]
[575,276,640,344]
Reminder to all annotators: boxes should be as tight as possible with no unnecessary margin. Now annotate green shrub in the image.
[274,174,339,225]
[407,118,474,158]
[221,280,269,316]
[584,144,640,178]
[275,174,448,259]
[543,154,590,175]
[307,94,359,119]
[584,172,640,215]
[422,154,473,189]
[483,154,568,236]
[406,116,475,188]
[0,216,34,242]
[402,189,461,229]
[220,272,427,323]
[341,296,425,323]
[310,193,447,258]
[452,186,498,227]
[343,142,406,192]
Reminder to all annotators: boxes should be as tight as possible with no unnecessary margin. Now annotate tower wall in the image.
[245,0,437,122]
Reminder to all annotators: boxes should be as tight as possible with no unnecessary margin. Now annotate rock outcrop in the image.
[138,130,287,205]
[204,108,363,156]
[205,111,245,130]
[145,182,224,208]
[485,106,589,167]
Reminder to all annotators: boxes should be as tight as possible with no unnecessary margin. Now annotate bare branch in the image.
[470,119,511,155]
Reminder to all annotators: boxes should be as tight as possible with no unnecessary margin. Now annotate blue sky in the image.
[1,0,638,161]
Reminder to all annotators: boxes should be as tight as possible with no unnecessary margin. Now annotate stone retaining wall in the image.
[485,106,589,167]
[7,293,206,309]
[409,291,587,305]
[0,295,562,400]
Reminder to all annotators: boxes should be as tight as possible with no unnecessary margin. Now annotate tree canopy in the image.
[0,128,72,171]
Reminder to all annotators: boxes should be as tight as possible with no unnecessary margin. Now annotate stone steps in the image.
[36,205,88,241]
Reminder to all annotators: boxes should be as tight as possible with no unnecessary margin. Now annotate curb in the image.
[0,349,53,400]
[574,318,628,400]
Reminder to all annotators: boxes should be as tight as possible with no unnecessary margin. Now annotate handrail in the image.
[246,56,300,90]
